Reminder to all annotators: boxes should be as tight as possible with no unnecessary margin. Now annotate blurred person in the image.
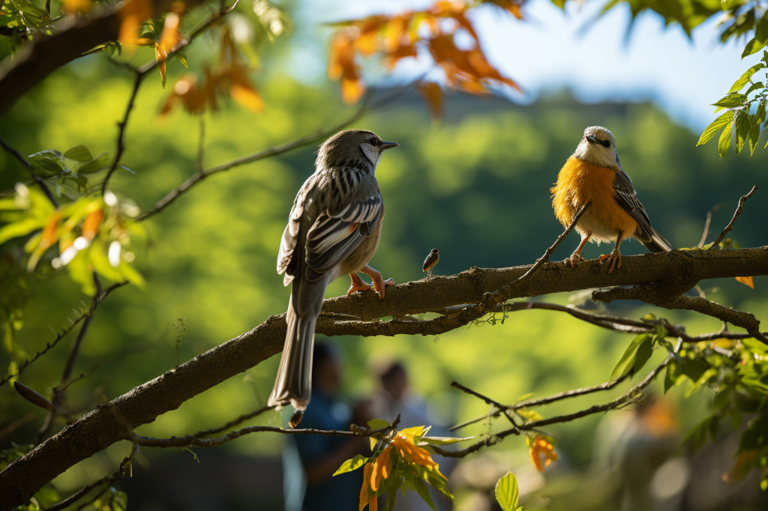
[373,360,455,511]
[286,342,374,511]
[551,126,671,273]
[593,394,682,511]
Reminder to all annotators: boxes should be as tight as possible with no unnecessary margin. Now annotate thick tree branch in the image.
[1,248,767,507]
[0,10,121,116]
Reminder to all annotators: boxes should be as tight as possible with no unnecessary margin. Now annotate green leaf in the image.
[735,110,751,155]
[697,110,734,146]
[633,335,653,374]
[28,150,65,176]
[0,218,45,245]
[748,122,762,155]
[90,240,124,282]
[412,477,437,511]
[385,477,400,511]
[745,81,764,95]
[368,418,390,450]
[663,361,675,394]
[611,334,652,380]
[174,52,189,67]
[712,93,747,108]
[495,472,519,511]
[63,145,93,162]
[333,455,369,476]
[718,116,734,160]
[682,416,713,453]
[119,259,146,289]
[728,63,766,92]
[75,153,111,174]
[400,425,425,438]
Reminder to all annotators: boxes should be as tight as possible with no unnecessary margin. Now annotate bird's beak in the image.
[380,141,399,151]
[586,135,599,145]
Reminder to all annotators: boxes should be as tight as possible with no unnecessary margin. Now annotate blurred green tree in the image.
[1,1,768,510]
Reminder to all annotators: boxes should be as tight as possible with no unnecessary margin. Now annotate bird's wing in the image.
[612,169,655,241]
[277,173,321,284]
[305,193,383,276]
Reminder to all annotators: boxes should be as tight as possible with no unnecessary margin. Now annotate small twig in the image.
[0,282,125,387]
[536,200,592,266]
[129,422,394,449]
[47,445,137,511]
[0,412,36,441]
[437,357,671,458]
[137,98,370,221]
[0,133,59,208]
[698,204,721,248]
[101,72,145,196]
[709,185,757,250]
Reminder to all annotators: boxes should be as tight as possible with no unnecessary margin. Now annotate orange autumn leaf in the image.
[62,0,92,15]
[529,435,558,472]
[82,208,104,241]
[418,81,443,121]
[735,276,754,289]
[340,75,365,104]
[155,43,168,87]
[723,449,757,483]
[119,0,154,48]
[159,2,185,57]
[391,432,446,479]
[359,462,374,511]
[370,446,392,492]
[486,0,524,19]
[41,212,61,249]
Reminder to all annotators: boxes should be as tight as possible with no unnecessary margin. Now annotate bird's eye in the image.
[601,140,611,148]
[369,138,380,146]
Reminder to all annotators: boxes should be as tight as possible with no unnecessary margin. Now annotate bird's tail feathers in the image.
[268,273,327,412]
[642,228,672,253]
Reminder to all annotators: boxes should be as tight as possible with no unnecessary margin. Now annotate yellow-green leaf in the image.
[332,454,368,476]
[495,472,519,511]
[697,110,734,146]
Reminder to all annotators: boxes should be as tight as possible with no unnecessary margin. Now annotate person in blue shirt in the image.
[292,343,373,511]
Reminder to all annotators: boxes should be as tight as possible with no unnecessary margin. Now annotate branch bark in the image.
[1,247,767,508]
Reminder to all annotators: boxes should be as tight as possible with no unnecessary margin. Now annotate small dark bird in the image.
[422,248,439,278]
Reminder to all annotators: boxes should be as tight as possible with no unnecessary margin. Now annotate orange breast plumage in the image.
[551,157,637,243]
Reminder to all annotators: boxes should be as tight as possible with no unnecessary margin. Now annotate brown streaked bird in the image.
[268,129,398,418]
[551,126,671,273]
[422,248,439,278]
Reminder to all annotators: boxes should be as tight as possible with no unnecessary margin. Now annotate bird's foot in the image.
[347,273,372,295]
[361,265,395,299]
[564,253,586,268]
[599,249,622,274]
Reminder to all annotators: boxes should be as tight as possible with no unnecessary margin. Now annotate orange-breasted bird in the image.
[551,126,671,273]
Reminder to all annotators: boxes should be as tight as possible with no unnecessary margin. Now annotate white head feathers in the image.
[573,126,621,169]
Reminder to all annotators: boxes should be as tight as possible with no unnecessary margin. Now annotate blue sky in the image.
[291,0,765,132]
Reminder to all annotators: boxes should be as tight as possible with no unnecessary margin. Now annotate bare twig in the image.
[0,413,36,441]
[698,204,721,248]
[593,287,767,344]
[0,282,125,387]
[100,72,145,196]
[47,445,137,511]
[709,185,757,250]
[0,133,59,208]
[435,357,671,458]
[137,99,370,221]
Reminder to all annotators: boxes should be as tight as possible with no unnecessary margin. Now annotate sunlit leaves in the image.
[335,423,455,511]
[741,12,768,58]
[610,333,654,380]
[495,472,522,511]
[0,167,146,295]
[327,0,520,112]
[697,111,735,146]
